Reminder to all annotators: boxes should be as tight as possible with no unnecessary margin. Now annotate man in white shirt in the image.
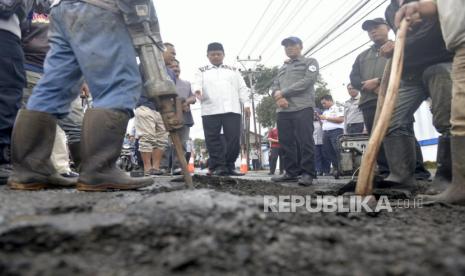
[192,42,251,176]
[320,95,344,178]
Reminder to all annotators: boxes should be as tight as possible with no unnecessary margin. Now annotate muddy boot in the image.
[426,136,451,194]
[421,136,465,205]
[77,109,154,191]
[0,145,11,185]
[68,142,81,170]
[380,136,417,190]
[414,139,431,181]
[8,110,76,190]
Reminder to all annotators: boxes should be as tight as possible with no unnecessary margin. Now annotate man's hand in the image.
[273,90,283,101]
[319,114,327,120]
[194,90,202,101]
[81,82,90,98]
[182,102,190,112]
[276,98,289,109]
[361,78,381,92]
[244,107,251,118]
[395,1,423,28]
[379,40,395,58]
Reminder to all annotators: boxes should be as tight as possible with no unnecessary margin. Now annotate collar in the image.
[284,55,305,64]
[350,94,361,101]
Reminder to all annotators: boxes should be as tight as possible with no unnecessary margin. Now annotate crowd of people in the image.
[0,0,463,204]
[265,0,465,205]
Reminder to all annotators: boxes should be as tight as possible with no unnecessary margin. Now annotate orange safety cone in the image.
[240,157,248,174]
[188,156,195,173]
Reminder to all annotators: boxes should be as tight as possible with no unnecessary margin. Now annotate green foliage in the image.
[256,96,277,128]
[315,76,331,109]
[254,66,279,96]
[193,138,205,154]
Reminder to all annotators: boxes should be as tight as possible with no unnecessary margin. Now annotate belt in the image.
[324,128,343,132]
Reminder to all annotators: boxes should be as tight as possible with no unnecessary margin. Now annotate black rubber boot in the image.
[68,142,81,170]
[426,136,451,194]
[414,140,431,181]
[421,136,465,205]
[8,110,76,190]
[0,144,11,185]
[381,136,417,190]
[271,173,298,182]
[77,109,154,191]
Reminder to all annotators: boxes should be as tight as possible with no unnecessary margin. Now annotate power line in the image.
[299,0,356,50]
[237,0,276,57]
[308,0,388,56]
[303,0,372,57]
[261,0,324,64]
[257,0,308,57]
[320,40,371,70]
[247,0,293,56]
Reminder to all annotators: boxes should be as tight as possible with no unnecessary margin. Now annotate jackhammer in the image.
[117,0,193,187]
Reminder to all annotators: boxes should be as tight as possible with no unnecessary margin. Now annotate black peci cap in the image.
[207,42,224,53]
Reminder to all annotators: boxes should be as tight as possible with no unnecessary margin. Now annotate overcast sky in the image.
[151,0,392,139]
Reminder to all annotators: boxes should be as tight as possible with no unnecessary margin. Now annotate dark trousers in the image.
[323,128,343,172]
[277,107,315,177]
[202,113,241,171]
[346,122,365,134]
[360,103,390,175]
[315,144,330,174]
[269,147,283,174]
[252,159,260,170]
[0,31,25,152]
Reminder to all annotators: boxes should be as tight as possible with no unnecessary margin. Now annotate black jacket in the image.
[385,0,453,74]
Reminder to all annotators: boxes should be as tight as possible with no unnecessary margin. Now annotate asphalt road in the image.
[1,173,464,276]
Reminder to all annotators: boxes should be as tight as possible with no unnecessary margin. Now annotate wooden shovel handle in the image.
[355,19,410,196]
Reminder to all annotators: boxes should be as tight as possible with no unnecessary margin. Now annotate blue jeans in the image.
[27,1,142,117]
[323,128,343,171]
[314,144,330,174]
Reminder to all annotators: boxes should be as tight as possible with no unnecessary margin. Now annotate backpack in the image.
[0,0,22,20]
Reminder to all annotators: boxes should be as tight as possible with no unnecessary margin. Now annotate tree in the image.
[241,65,279,96]
[193,138,206,154]
[314,76,331,110]
[256,96,277,128]
[254,65,279,96]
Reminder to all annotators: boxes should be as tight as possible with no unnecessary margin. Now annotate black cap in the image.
[207,42,224,53]
[362,18,388,31]
[281,36,303,46]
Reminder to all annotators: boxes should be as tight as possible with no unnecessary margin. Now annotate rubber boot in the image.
[426,136,451,194]
[0,144,11,185]
[8,110,76,190]
[77,109,154,191]
[68,142,81,170]
[414,140,431,181]
[381,136,417,189]
[421,136,465,205]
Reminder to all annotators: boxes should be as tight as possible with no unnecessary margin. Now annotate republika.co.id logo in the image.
[263,195,423,213]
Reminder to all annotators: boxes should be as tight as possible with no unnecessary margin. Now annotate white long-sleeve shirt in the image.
[192,64,250,116]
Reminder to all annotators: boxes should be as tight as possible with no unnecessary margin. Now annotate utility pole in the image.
[237,56,262,169]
